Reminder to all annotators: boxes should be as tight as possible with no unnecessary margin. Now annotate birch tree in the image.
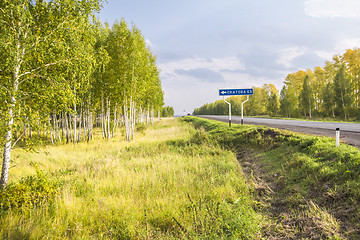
[334,65,352,119]
[299,75,314,118]
[0,0,102,188]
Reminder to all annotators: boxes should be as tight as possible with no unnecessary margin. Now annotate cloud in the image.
[145,39,152,47]
[174,68,224,83]
[291,53,325,69]
[237,48,286,79]
[276,47,308,69]
[314,38,360,60]
[336,38,360,51]
[276,47,326,70]
[305,0,360,19]
[159,56,245,78]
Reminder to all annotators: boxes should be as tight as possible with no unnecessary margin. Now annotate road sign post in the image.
[241,95,249,125]
[223,97,231,127]
[219,88,253,126]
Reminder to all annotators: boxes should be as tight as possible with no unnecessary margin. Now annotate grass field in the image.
[0,118,260,239]
[3,116,359,239]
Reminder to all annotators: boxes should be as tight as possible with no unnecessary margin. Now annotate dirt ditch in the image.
[236,149,353,239]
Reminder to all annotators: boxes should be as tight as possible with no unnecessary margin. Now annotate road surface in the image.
[197,115,360,148]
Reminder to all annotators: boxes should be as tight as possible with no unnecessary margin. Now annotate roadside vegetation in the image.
[1,115,359,239]
[186,116,360,239]
[0,118,261,239]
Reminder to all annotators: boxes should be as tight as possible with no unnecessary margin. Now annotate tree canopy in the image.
[0,0,165,188]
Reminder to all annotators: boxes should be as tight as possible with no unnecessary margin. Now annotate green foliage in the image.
[0,170,62,212]
[299,75,314,117]
[161,106,174,117]
[333,65,352,119]
[0,1,165,187]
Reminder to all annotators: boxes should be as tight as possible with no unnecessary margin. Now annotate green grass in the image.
[4,116,358,238]
[0,118,261,239]
[185,116,360,239]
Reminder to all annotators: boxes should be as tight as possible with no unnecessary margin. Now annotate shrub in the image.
[0,170,62,212]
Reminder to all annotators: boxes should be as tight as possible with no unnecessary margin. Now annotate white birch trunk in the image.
[151,108,154,125]
[140,107,144,125]
[124,102,129,141]
[101,91,105,138]
[146,105,150,125]
[73,85,77,144]
[69,114,73,143]
[49,117,54,145]
[83,107,86,142]
[131,100,136,139]
[112,103,117,137]
[78,107,82,142]
[65,113,69,144]
[0,95,15,188]
[107,99,111,139]
[1,48,21,187]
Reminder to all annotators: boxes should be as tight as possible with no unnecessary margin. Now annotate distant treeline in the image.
[194,48,360,120]
[161,106,174,117]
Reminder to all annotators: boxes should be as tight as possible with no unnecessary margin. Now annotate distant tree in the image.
[299,75,314,118]
[312,66,327,113]
[268,93,279,116]
[161,106,174,117]
[323,83,335,117]
[245,87,267,115]
[333,65,352,119]
[280,86,292,117]
[263,84,279,116]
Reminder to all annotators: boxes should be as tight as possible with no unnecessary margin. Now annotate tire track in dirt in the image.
[236,149,344,239]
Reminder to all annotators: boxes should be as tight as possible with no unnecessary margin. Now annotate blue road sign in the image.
[219,88,254,96]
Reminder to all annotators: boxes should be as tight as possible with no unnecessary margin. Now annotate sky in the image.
[98,0,360,115]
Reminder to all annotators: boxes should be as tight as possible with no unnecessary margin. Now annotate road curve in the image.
[197,115,360,149]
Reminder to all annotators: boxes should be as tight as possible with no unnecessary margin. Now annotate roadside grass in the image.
[0,118,261,239]
[185,116,360,239]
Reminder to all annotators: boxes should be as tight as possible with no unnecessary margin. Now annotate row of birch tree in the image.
[0,0,164,188]
[194,48,360,120]
[280,49,359,119]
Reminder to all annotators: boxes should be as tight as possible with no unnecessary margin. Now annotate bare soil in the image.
[236,149,345,239]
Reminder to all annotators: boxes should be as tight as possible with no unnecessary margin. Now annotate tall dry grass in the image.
[0,118,260,239]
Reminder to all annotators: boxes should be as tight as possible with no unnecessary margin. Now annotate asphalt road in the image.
[198,115,360,148]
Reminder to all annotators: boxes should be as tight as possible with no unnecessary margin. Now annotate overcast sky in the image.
[98,0,360,115]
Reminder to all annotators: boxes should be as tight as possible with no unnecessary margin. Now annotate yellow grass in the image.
[1,118,260,239]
